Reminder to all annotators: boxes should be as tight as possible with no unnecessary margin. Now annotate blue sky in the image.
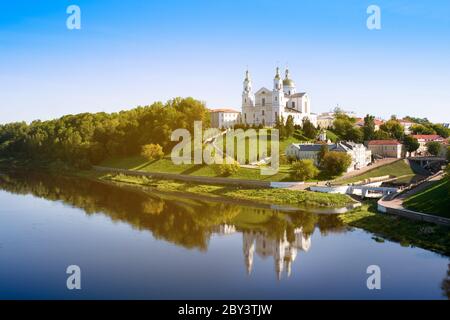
[1,0,449,124]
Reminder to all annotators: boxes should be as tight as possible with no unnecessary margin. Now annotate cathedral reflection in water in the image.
[214,224,311,279]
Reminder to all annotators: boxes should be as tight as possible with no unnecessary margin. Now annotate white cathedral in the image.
[241,68,317,127]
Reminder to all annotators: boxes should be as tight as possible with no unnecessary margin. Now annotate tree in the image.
[275,116,286,139]
[410,124,435,135]
[447,146,450,162]
[372,130,391,140]
[290,159,319,181]
[332,113,362,142]
[317,144,329,167]
[432,124,450,139]
[347,127,364,143]
[321,152,352,177]
[362,114,375,141]
[302,117,317,139]
[403,135,420,155]
[426,141,441,156]
[285,115,295,138]
[141,143,164,161]
[380,119,404,140]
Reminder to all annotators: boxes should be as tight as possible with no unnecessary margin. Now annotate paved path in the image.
[377,171,449,226]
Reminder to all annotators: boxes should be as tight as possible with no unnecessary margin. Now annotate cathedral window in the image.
[292,101,295,108]
[262,98,265,106]
[262,110,265,116]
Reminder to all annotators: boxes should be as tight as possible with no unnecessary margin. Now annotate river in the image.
[0,171,448,299]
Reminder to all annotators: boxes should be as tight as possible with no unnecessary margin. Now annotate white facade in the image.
[286,141,372,172]
[367,140,403,158]
[241,68,317,127]
[209,109,240,129]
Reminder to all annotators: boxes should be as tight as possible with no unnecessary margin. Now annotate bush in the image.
[290,159,319,181]
[321,151,352,177]
[216,162,240,176]
[141,144,164,161]
[426,141,441,156]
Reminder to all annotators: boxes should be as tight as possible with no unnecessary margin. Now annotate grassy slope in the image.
[103,173,354,208]
[403,178,450,217]
[101,156,290,181]
[337,159,415,184]
[340,202,450,255]
[100,129,318,182]
[324,130,339,142]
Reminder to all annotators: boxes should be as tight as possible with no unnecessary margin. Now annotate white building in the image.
[241,68,317,127]
[209,108,240,129]
[367,140,403,158]
[286,141,372,172]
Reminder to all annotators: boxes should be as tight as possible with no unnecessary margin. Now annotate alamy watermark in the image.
[367,5,381,30]
[170,121,280,175]
[66,5,81,30]
[366,265,381,290]
[66,265,81,290]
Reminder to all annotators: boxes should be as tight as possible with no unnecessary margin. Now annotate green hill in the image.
[403,177,450,218]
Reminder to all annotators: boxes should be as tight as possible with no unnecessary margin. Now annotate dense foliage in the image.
[333,113,363,143]
[215,162,240,177]
[0,97,210,168]
[426,141,442,156]
[403,135,420,154]
[321,151,352,177]
[290,159,319,181]
[141,144,164,161]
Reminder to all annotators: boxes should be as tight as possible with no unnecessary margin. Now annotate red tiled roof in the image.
[209,108,240,113]
[368,140,401,146]
[412,134,444,141]
[355,118,384,126]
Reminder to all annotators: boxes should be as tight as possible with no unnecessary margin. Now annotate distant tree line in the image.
[0,97,210,168]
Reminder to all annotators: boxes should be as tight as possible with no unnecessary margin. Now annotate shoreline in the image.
[1,159,449,256]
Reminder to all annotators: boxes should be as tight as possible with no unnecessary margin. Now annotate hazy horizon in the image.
[1,0,449,125]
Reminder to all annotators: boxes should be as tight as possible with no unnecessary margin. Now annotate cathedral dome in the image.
[283,68,295,87]
[283,78,295,87]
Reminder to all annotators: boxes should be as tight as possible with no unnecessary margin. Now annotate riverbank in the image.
[99,172,353,208]
[86,173,450,256]
[340,201,450,256]
[1,158,449,256]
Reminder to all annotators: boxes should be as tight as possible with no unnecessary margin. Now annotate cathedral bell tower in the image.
[272,67,284,124]
[242,69,255,108]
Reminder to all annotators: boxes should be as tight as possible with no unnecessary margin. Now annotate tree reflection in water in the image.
[0,170,349,278]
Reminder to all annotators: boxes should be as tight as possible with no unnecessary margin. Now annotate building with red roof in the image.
[209,108,241,129]
[412,134,445,154]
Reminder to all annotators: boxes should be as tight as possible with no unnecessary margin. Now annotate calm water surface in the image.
[0,171,448,299]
